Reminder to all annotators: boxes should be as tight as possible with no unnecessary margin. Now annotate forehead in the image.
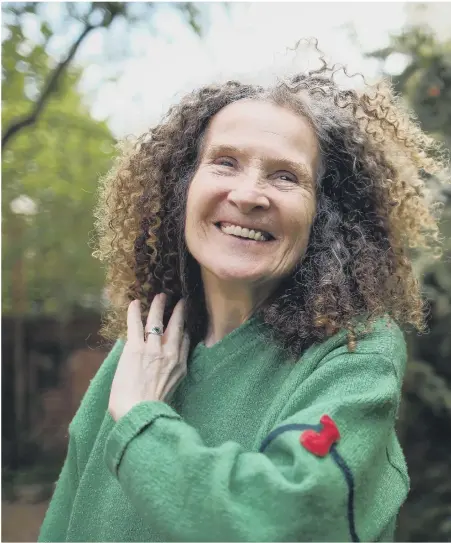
[202,100,319,163]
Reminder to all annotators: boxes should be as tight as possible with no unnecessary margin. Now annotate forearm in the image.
[104,402,347,542]
[104,350,407,542]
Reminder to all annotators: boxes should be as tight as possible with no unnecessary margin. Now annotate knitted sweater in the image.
[38,316,410,542]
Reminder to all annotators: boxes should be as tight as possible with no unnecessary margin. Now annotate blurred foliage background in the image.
[367,26,451,541]
[1,2,450,541]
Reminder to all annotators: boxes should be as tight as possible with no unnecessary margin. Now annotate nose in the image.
[227,183,270,213]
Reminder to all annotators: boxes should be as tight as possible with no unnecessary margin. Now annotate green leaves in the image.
[368,28,451,140]
[2,8,115,317]
[1,0,215,317]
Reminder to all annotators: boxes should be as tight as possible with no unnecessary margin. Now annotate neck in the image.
[201,269,275,347]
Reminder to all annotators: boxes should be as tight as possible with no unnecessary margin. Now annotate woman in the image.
[39,51,446,542]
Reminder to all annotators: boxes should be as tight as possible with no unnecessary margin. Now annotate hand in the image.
[108,293,190,422]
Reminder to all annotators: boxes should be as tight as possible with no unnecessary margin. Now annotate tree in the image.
[1,9,115,465]
[1,0,209,316]
[368,27,451,542]
[1,1,215,468]
[369,27,451,145]
[1,2,205,150]
[2,19,114,317]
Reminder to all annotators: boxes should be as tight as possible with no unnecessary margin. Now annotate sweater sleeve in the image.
[39,339,125,542]
[38,432,78,542]
[104,332,409,542]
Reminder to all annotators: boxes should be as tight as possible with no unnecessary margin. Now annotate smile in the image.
[214,223,274,243]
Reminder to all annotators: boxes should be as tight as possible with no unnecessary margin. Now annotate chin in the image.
[201,255,272,284]
[187,233,283,284]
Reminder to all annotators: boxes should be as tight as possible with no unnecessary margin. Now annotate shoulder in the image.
[303,316,407,384]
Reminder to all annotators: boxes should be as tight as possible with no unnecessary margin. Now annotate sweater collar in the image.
[188,316,271,377]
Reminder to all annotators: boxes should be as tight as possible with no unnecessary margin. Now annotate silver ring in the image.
[144,325,164,340]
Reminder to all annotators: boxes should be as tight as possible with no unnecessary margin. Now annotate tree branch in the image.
[2,23,94,150]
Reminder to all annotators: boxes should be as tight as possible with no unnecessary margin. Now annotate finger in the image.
[164,298,185,351]
[145,293,166,347]
[127,300,144,344]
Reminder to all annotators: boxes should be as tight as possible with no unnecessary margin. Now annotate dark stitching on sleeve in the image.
[330,445,359,542]
[259,424,360,542]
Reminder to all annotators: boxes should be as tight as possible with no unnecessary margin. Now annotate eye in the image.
[275,171,297,183]
[214,157,236,168]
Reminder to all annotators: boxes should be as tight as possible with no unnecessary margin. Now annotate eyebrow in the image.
[204,143,314,184]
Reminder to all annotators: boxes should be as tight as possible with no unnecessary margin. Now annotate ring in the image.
[144,325,164,340]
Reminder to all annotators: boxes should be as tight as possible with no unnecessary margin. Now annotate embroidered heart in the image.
[300,415,340,457]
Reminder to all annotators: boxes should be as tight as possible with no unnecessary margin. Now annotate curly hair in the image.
[93,46,448,359]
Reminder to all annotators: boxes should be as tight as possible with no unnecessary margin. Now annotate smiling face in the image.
[185,99,319,295]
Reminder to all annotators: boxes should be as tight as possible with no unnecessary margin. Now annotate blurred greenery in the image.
[0,7,214,522]
[368,25,451,542]
[1,1,207,318]
[2,16,115,317]
[369,27,451,145]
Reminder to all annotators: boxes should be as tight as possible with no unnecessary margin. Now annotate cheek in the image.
[185,177,204,225]
[290,200,315,227]
[184,182,200,250]
[184,176,212,241]
[285,199,316,243]
[186,172,223,223]
[184,196,199,248]
[186,173,207,211]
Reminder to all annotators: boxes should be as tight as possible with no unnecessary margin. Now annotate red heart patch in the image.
[300,415,340,457]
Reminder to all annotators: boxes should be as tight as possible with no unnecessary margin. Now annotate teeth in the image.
[219,223,269,241]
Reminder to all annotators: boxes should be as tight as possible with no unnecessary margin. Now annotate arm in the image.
[38,432,78,542]
[104,336,409,542]
[39,340,125,542]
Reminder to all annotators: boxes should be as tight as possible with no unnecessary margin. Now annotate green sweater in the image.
[39,316,410,542]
